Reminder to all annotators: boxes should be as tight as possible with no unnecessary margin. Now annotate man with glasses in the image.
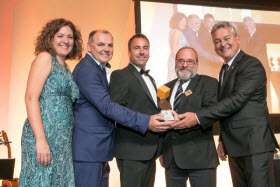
[160,46,219,187]
[173,22,279,187]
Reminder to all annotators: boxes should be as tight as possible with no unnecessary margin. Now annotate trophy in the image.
[157,85,174,121]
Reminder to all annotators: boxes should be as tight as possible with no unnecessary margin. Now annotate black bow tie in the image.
[140,69,150,76]
[105,63,111,68]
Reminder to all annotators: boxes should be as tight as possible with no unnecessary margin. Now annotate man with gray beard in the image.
[160,47,219,187]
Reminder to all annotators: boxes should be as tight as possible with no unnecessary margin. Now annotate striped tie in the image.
[173,80,185,111]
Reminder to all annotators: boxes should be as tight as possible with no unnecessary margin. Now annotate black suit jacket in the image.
[161,75,219,169]
[197,50,279,157]
[110,64,161,160]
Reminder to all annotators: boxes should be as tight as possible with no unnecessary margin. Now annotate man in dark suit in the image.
[198,14,222,78]
[161,46,219,187]
[72,30,172,187]
[184,14,221,76]
[243,16,277,112]
[173,22,279,187]
[109,34,163,187]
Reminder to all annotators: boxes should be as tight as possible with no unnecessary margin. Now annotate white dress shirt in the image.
[87,52,111,83]
[170,79,191,109]
[130,63,158,107]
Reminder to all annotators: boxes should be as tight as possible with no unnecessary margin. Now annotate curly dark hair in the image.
[169,12,187,30]
[35,18,83,60]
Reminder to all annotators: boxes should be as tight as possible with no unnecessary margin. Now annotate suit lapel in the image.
[166,79,178,103]
[147,74,161,103]
[219,51,244,98]
[85,54,109,87]
[128,64,157,106]
[178,75,199,110]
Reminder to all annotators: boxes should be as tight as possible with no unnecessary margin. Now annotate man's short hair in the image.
[188,14,199,23]
[243,16,255,24]
[88,30,113,44]
[204,13,214,21]
[128,33,150,51]
[211,21,238,37]
[176,46,199,63]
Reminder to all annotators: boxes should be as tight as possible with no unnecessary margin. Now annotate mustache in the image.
[178,67,192,71]
[218,44,231,51]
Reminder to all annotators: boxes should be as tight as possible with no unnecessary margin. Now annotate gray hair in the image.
[175,46,199,63]
[88,30,113,44]
[211,21,237,37]
[243,16,255,24]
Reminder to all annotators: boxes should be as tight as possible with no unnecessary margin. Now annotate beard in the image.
[176,66,197,81]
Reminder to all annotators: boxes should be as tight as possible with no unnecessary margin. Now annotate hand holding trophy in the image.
[157,85,174,121]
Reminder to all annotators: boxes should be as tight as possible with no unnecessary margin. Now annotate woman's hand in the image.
[36,139,51,167]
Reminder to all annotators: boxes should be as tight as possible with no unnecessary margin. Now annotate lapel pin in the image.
[185,89,192,96]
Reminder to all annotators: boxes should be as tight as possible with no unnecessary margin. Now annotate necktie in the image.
[140,69,150,76]
[173,80,185,111]
[221,63,229,85]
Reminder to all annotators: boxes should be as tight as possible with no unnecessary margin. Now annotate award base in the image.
[160,110,174,121]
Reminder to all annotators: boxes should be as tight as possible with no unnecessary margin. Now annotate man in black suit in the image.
[198,14,222,78]
[110,34,167,187]
[243,16,273,110]
[184,14,221,76]
[72,30,172,187]
[173,22,279,187]
[161,46,219,187]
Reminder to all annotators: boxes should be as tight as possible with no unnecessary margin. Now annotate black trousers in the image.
[165,158,217,187]
[228,151,275,187]
[116,158,156,187]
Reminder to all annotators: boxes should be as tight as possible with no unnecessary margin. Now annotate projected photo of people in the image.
[183,14,222,79]
[167,12,189,82]
[139,2,280,113]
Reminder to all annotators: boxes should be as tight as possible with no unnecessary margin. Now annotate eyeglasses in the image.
[176,59,196,65]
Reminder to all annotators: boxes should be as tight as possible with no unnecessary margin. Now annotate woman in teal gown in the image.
[19,19,83,187]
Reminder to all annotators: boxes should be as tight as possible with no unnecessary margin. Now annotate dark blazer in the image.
[72,54,150,162]
[110,64,161,161]
[197,50,279,157]
[161,75,219,169]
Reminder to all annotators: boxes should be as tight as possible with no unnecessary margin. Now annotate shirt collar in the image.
[130,63,142,72]
[87,52,111,69]
[188,25,197,32]
[250,29,256,38]
[226,49,241,67]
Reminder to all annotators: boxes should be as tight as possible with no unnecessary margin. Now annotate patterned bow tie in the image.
[140,69,150,76]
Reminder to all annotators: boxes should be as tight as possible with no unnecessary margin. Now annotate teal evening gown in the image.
[19,56,79,187]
